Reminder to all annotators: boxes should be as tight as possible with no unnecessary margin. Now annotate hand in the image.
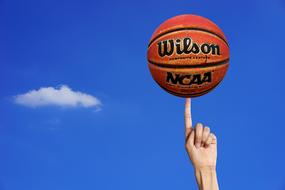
[184,98,219,190]
[184,98,217,170]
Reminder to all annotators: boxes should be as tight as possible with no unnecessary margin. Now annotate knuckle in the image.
[196,137,201,142]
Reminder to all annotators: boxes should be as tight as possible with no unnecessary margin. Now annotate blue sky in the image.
[1,0,285,189]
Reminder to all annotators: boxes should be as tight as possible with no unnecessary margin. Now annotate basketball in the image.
[147,14,230,97]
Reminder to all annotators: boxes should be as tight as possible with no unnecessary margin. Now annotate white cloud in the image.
[14,85,102,109]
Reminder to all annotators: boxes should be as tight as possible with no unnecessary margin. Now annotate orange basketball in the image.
[147,14,230,97]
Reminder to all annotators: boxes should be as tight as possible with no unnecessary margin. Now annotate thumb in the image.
[186,129,195,148]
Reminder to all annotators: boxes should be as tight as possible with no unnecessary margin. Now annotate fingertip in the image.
[211,133,217,140]
[204,126,210,132]
[210,133,217,144]
[185,98,189,107]
[197,122,203,126]
[196,123,203,129]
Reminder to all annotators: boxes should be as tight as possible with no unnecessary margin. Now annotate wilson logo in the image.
[166,72,212,86]
[158,37,220,57]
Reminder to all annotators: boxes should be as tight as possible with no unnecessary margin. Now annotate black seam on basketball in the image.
[148,27,229,48]
[148,59,229,69]
[157,80,222,97]
[159,83,216,97]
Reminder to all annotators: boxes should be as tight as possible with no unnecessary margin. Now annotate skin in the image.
[184,98,219,190]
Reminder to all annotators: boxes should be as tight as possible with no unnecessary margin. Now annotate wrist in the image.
[195,166,217,182]
[194,165,216,173]
[194,167,218,190]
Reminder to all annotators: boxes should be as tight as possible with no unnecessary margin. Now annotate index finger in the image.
[185,98,192,129]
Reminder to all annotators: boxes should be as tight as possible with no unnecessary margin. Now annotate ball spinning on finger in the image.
[147,14,230,97]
